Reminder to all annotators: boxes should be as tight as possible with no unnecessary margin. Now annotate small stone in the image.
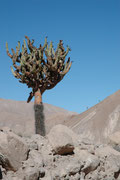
[39,167,45,178]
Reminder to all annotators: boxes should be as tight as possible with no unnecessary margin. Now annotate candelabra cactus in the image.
[6,36,72,105]
[6,36,72,135]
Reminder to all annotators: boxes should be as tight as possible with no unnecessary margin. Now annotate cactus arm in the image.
[6,42,13,58]
[10,66,17,78]
[42,37,47,50]
[61,46,71,59]
[14,64,20,70]
[31,39,34,45]
[52,47,55,56]
[23,39,27,49]
[18,41,20,50]
[11,48,16,63]
[25,36,35,52]
[49,41,53,55]
[27,91,34,103]
[10,66,21,79]
[16,41,20,56]
[52,56,59,69]
[60,60,72,75]
[42,59,51,69]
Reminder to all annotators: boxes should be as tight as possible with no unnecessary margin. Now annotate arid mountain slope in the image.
[65,90,120,143]
[1,90,120,142]
[0,99,76,136]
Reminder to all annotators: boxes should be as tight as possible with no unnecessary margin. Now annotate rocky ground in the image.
[1,125,120,180]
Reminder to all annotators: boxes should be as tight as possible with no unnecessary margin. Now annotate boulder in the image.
[85,170,99,180]
[65,160,81,176]
[15,166,40,180]
[21,166,40,180]
[0,153,13,171]
[108,131,120,152]
[0,129,29,171]
[74,148,100,174]
[21,150,44,174]
[47,125,74,155]
[95,145,120,158]
[30,135,54,167]
[105,155,120,175]
[2,170,23,180]
[81,155,100,174]
[23,137,38,151]
[31,134,47,150]
[27,150,44,168]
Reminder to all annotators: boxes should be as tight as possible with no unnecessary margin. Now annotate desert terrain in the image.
[0,91,120,179]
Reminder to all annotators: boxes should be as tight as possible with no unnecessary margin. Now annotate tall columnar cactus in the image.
[6,36,72,105]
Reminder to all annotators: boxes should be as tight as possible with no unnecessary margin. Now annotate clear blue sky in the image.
[0,0,120,113]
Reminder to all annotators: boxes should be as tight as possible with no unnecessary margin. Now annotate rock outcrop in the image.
[1,125,120,179]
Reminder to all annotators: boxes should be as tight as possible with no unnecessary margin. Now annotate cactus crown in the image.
[6,36,72,102]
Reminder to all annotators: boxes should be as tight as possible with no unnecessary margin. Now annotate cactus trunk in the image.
[34,89,46,136]
[34,89,42,105]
